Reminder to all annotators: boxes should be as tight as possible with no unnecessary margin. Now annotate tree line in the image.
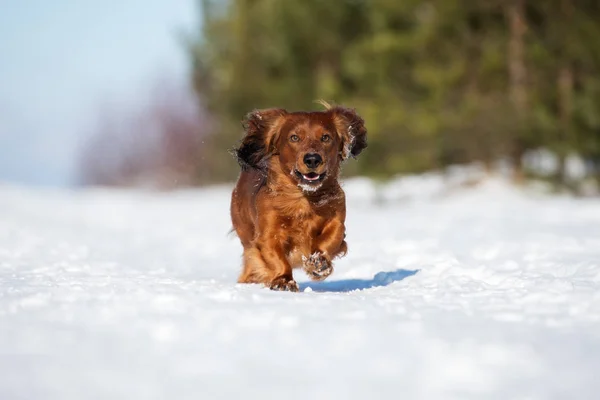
[184,0,600,188]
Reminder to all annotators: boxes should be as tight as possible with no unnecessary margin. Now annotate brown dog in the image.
[229,103,367,291]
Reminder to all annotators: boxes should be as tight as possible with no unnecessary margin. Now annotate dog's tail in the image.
[227,227,237,238]
[314,99,333,110]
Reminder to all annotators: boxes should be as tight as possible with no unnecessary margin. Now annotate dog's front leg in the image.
[259,237,298,292]
[303,217,346,281]
[249,209,298,292]
[239,241,297,291]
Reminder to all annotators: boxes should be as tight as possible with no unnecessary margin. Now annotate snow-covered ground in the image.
[1,174,600,399]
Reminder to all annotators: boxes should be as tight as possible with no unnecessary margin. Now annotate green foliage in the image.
[188,0,600,183]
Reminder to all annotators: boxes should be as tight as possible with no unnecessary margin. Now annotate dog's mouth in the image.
[294,169,326,185]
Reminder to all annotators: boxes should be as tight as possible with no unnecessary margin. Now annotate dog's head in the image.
[233,104,367,192]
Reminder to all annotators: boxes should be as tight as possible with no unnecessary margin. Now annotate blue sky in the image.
[0,0,198,186]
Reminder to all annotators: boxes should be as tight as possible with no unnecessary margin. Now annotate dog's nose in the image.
[303,153,322,169]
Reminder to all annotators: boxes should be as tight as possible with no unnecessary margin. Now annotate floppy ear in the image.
[233,108,287,170]
[330,106,368,160]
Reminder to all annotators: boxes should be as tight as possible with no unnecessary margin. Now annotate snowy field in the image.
[1,173,600,399]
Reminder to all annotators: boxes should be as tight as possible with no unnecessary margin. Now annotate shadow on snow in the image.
[299,268,419,293]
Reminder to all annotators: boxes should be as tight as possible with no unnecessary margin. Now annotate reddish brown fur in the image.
[230,104,367,291]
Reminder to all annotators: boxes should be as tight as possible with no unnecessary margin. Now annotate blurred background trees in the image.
[187,0,600,190]
[79,0,600,192]
[78,77,212,189]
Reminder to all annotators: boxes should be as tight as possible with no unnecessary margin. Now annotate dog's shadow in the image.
[299,268,419,293]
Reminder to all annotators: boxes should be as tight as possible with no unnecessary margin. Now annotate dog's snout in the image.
[303,153,322,169]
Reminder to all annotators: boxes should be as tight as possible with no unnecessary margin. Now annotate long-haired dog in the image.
[230,102,367,291]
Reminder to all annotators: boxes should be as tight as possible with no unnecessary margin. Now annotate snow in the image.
[1,174,600,399]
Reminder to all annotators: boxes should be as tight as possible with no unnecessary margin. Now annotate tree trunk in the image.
[556,0,574,187]
[556,66,574,185]
[508,0,527,113]
[506,0,528,183]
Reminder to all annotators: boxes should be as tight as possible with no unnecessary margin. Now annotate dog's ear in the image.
[330,106,368,160]
[233,108,287,170]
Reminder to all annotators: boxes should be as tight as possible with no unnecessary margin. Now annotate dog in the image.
[229,102,367,291]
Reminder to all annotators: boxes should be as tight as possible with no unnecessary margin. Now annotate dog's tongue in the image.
[303,172,320,181]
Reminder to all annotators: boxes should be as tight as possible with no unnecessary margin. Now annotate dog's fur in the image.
[229,103,367,291]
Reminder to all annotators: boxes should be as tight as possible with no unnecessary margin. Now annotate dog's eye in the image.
[290,134,300,142]
[321,134,331,142]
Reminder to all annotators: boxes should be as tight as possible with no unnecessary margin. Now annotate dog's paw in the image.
[302,252,333,281]
[269,276,299,292]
